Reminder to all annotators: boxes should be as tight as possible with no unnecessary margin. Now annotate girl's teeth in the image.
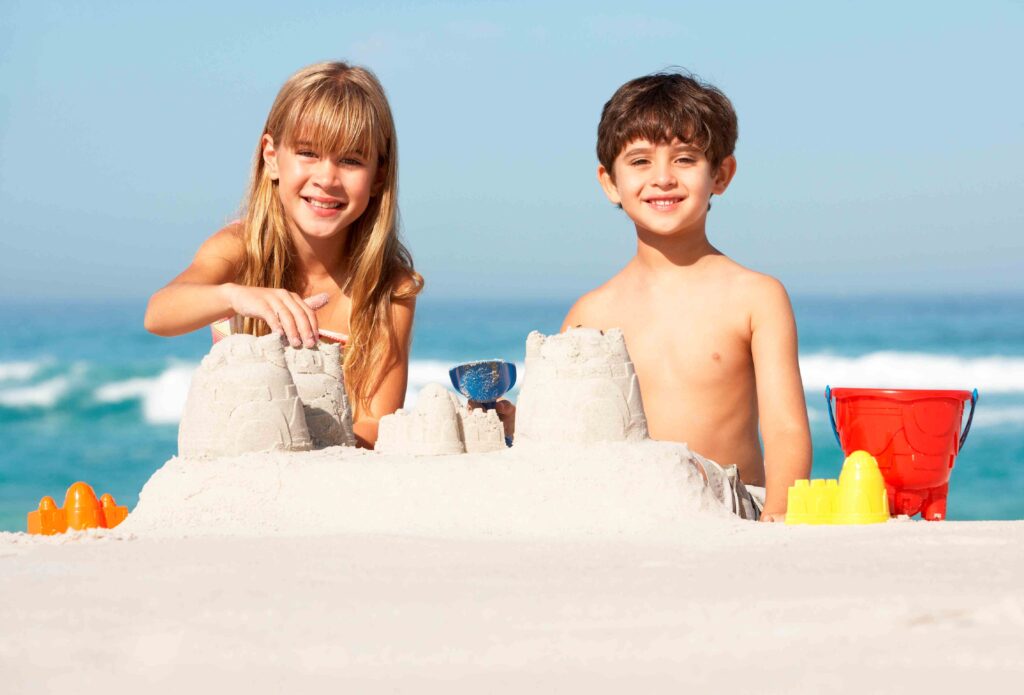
[308,199,342,209]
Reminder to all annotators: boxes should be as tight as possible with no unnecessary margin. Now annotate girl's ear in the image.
[597,164,621,206]
[262,134,280,181]
[371,161,387,196]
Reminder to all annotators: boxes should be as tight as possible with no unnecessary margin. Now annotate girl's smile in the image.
[263,135,379,239]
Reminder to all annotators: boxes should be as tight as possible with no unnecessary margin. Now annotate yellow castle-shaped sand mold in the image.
[786,451,890,525]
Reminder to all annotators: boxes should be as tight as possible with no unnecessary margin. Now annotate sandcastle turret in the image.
[515,328,648,444]
[284,342,356,448]
[178,334,313,458]
[377,383,505,455]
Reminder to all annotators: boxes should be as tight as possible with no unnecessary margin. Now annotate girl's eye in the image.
[339,157,364,166]
[297,150,318,158]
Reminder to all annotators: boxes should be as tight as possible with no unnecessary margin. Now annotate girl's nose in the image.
[312,159,341,187]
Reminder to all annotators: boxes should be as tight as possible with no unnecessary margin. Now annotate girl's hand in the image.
[224,285,323,348]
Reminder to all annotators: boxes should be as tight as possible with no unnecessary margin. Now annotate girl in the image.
[145,62,422,448]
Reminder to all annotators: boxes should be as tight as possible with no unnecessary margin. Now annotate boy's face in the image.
[598,138,736,238]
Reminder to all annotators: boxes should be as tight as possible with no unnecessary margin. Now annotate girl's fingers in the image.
[270,297,304,348]
[295,292,320,344]
[279,292,317,348]
[262,306,285,336]
[304,292,330,311]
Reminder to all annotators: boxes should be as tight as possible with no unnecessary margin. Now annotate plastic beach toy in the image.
[448,360,517,409]
[785,451,889,525]
[826,386,977,521]
[27,482,128,535]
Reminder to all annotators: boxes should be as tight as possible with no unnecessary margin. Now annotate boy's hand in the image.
[468,398,516,440]
[759,511,787,523]
[224,285,323,349]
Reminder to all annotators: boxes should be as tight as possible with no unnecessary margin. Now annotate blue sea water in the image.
[1,295,1022,531]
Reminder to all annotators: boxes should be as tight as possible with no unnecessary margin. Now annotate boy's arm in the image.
[750,278,812,521]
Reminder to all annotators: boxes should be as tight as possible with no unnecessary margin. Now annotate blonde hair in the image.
[237,61,422,413]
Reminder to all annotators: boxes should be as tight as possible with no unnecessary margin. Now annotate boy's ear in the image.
[597,164,622,206]
[712,155,737,194]
[262,134,280,181]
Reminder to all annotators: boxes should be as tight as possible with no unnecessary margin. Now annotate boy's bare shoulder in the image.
[710,256,793,319]
[561,271,630,331]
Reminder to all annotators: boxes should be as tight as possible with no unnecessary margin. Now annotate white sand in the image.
[4,329,1021,690]
[121,440,730,539]
[2,521,1022,692]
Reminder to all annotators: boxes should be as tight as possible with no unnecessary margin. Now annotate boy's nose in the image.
[652,165,676,188]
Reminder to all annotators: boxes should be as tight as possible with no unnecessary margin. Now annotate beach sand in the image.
[4,330,1019,692]
[2,519,1022,692]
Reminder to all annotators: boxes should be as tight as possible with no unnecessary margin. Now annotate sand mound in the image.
[122,440,732,539]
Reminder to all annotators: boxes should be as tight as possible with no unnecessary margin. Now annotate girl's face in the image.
[262,134,382,241]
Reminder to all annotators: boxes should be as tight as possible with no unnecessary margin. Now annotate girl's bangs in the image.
[282,86,384,160]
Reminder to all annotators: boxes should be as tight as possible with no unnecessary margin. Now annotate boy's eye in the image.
[676,157,696,164]
[629,158,650,166]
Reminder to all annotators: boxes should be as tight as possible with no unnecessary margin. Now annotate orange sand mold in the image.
[27,482,129,535]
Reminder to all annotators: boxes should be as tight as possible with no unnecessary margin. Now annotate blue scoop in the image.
[448,360,517,409]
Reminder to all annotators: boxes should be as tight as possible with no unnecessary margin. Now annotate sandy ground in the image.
[2,520,1023,693]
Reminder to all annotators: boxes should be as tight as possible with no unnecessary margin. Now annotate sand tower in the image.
[284,342,356,448]
[178,334,312,458]
[515,328,648,444]
[377,383,505,455]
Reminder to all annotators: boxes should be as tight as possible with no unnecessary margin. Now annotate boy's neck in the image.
[634,224,720,272]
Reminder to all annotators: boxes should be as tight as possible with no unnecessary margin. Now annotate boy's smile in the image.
[598,138,735,237]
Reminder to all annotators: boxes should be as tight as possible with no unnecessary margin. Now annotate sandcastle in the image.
[376,383,505,455]
[129,326,748,538]
[177,334,355,458]
[514,328,648,444]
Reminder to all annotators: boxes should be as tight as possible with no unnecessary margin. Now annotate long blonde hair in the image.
[237,61,422,413]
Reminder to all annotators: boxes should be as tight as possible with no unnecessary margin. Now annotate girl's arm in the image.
[352,292,416,448]
[144,225,320,348]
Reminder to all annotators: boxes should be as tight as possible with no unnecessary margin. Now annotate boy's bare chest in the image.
[604,299,752,388]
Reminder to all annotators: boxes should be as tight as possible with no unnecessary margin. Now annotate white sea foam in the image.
[0,361,45,382]
[800,352,1024,393]
[971,407,1024,429]
[94,364,197,424]
[0,377,70,407]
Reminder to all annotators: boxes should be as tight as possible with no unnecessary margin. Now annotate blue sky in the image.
[1,0,1021,300]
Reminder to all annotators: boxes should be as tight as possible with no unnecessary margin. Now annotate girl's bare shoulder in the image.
[197,221,246,262]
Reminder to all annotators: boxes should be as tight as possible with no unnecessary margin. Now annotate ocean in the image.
[1,295,1022,530]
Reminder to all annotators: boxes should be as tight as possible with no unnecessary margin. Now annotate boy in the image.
[501,72,812,520]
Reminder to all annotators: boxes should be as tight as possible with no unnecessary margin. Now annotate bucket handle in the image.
[825,385,842,448]
[826,385,978,452]
[959,388,978,452]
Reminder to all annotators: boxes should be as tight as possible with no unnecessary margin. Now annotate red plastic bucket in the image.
[825,387,978,521]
